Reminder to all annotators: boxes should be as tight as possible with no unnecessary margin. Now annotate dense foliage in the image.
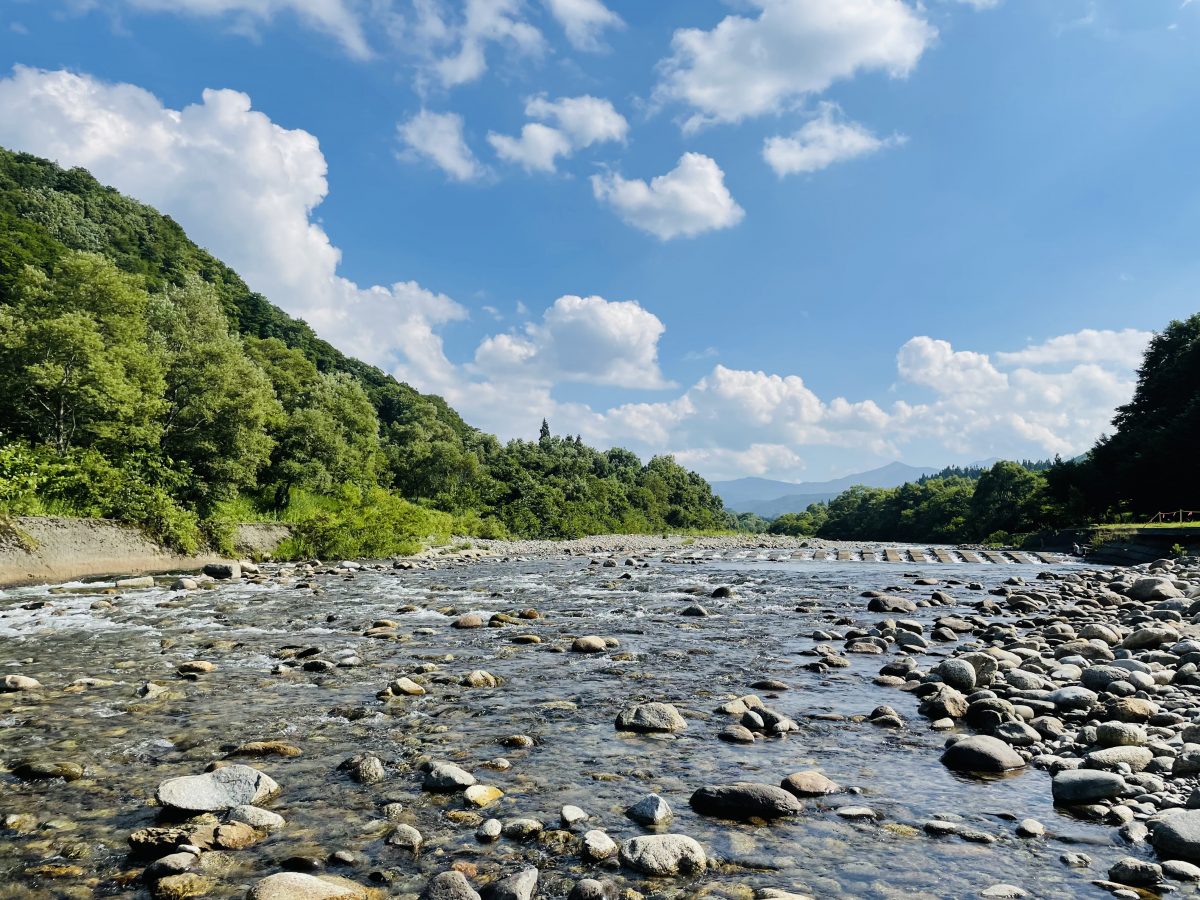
[0,149,728,553]
[768,323,1200,546]
[772,461,1061,545]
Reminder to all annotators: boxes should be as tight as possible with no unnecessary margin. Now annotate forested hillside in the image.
[0,148,728,555]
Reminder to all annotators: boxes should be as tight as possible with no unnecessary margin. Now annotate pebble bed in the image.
[0,543,1196,899]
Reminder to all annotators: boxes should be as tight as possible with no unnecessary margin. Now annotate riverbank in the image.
[0,517,293,588]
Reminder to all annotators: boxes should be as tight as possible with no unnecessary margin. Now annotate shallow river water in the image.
[0,552,1175,899]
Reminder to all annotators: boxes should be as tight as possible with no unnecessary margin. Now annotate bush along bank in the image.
[868,554,1200,885]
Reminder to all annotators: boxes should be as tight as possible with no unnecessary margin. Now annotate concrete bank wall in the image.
[0,517,292,588]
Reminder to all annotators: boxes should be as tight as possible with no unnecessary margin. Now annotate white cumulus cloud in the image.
[994,328,1152,369]
[488,94,627,173]
[398,109,484,181]
[540,0,623,50]
[764,102,905,176]
[410,0,544,89]
[474,294,671,388]
[655,0,936,131]
[0,65,466,388]
[591,152,745,240]
[103,0,371,57]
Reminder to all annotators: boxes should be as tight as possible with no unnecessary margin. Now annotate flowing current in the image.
[0,552,1156,898]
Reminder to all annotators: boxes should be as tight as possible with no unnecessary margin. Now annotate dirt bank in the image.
[0,517,292,588]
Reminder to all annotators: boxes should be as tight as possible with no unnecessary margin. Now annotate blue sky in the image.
[1,0,1197,481]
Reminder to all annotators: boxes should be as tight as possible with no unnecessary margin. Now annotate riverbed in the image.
[0,550,1167,898]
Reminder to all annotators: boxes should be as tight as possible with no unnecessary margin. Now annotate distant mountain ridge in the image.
[714,462,940,518]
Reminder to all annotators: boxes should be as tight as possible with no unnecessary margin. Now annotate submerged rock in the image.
[615,702,687,733]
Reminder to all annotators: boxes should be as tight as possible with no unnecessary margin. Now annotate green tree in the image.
[969,461,1046,540]
[0,252,164,454]
[149,277,282,506]
[267,372,383,506]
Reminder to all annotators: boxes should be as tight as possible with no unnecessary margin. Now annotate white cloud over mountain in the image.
[591,153,745,239]
[0,66,1150,481]
[655,0,936,131]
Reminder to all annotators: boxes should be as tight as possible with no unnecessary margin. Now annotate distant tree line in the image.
[768,315,1200,545]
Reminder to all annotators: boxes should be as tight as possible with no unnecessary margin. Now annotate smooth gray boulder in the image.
[940,736,1026,773]
[424,763,476,791]
[626,794,672,826]
[618,834,706,876]
[480,868,538,900]
[615,703,687,733]
[202,562,241,580]
[156,765,279,812]
[248,873,369,899]
[1051,769,1124,804]
[1151,810,1200,863]
[421,872,482,900]
[688,783,803,821]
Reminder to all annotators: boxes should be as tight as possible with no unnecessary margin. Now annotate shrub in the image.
[277,485,453,560]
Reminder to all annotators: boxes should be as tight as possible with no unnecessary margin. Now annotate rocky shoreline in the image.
[1,546,1195,898]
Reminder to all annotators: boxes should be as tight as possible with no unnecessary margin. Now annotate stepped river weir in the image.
[2,538,1200,899]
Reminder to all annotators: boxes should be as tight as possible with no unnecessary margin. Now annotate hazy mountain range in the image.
[713,460,1001,518]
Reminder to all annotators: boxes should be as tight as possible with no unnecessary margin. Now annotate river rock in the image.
[1109,856,1162,888]
[156,765,279,812]
[1096,722,1147,747]
[421,872,482,900]
[1051,770,1124,804]
[626,794,672,825]
[615,702,687,733]
[582,830,617,861]
[248,872,370,899]
[116,575,155,589]
[1127,577,1183,602]
[572,636,607,653]
[480,867,537,900]
[936,659,977,692]
[2,674,42,692]
[1047,686,1098,712]
[12,760,84,781]
[1086,746,1153,772]
[388,824,422,851]
[202,562,240,580]
[340,754,385,784]
[568,879,616,900]
[689,783,803,821]
[619,834,707,876]
[389,677,425,696]
[919,685,969,720]
[424,763,476,791]
[229,806,285,830]
[1151,810,1200,862]
[780,771,840,797]
[940,736,1026,773]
